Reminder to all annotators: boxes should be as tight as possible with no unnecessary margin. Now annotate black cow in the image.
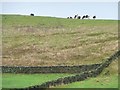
[74,14,78,19]
[30,13,34,16]
[93,16,96,19]
[67,16,72,19]
[77,16,81,19]
[85,15,89,19]
[82,15,86,19]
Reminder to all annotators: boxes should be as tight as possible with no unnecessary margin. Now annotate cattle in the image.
[30,13,34,16]
[67,14,96,20]
[85,15,89,19]
[74,14,78,19]
[67,16,72,19]
[82,15,89,19]
[82,15,86,19]
[77,16,81,19]
[93,16,96,19]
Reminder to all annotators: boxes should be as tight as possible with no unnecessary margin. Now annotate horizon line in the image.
[1,13,119,20]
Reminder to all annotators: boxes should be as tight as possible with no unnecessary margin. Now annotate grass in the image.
[54,75,118,88]
[2,60,118,88]
[2,15,118,66]
[54,60,118,88]
[2,15,117,28]
[2,15,118,88]
[2,73,74,88]
[0,74,2,90]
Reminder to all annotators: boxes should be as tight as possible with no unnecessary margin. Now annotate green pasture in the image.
[55,60,118,88]
[2,73,73,88]
[2,60,118,88]
[54,75,118,88]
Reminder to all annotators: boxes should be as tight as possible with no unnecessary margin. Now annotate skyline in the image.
[1,2,118,20]
[1,0,119,2]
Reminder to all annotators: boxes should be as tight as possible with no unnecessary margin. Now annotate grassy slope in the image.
[54,75,118,88]
[2,15,118,88]
[2,60,118,88]
[54,61,119,88]
[2,15,118,66]
[2,73,74,88]
[54,60,118,88]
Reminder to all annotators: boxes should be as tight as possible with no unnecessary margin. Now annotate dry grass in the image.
[2,15,118,66]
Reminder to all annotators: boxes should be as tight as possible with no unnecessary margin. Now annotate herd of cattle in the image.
[67,14,96,19]
[30,13,96,19]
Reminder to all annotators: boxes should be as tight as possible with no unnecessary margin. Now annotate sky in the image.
[0,0,119,2]
[1,2,118,20]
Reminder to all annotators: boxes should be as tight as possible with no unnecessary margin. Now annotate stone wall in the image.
[2,50,119,74]
[2,64,101,74]
[9,50,119,90]
[2,50,120,90]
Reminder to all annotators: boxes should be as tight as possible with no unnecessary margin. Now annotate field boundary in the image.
[26,50,120,89]
[2,64,101,74]
[5,50,120,90]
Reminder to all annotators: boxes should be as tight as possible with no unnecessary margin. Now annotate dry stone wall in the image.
[7,50,120,90]
[2,64,101,74]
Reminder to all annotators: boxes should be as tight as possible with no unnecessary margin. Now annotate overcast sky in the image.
[1,2,118,20]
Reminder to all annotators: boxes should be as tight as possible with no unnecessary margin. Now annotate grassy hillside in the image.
[2,15,118,89]
[2,15,118,66]
[2,73,74,88]
[2,60,118,88]
[54,75,118,88]
[54,60,118,88]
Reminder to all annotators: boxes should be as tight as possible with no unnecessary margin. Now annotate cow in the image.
[77,16,81,19]
[82,15,86,19]
[69,17,73,19]
[74,14,78,19]
[93,16,96,19]
[67,16,72,19]
[30,13,34,16]
[85,15,89,19]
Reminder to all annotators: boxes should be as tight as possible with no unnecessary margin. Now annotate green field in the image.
[2,60,118,88]
[2,73,74,88]
[54,60,118,88]
[2,60,118,89]
[2,73,118,89]
[54,75,118,88]
[2,15,118,88]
